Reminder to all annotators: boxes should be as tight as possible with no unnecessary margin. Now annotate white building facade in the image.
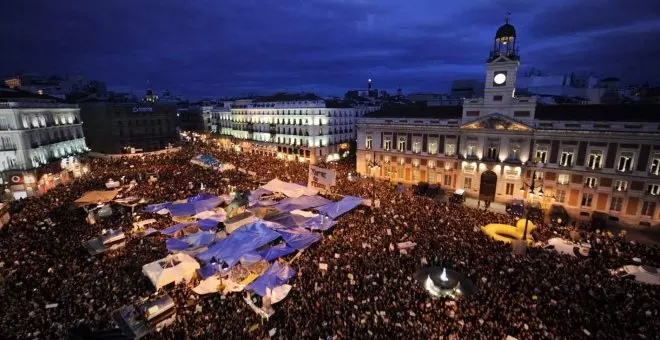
[0,88,88,199]
[217,94,361,163]
[356,21,660,226]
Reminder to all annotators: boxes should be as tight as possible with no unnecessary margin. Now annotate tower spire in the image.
[505,12,511,24]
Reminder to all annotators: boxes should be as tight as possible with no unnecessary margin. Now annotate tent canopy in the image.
[260,179,317,198]
[169,196,223,217]
[196,221,282,267]
[316,196,364,219]
[74,189,120,207]
[246,262,296,296]
[273,195,332,213]
[259,243,297,261]
[142,253,200,289]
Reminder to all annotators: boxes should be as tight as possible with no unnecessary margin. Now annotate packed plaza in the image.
[0,139,658,340]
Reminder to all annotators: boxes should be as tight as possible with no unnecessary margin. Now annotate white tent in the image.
[142,253,201,289]
[261,179,317,198]
[618,265,660,285]
[546,238,591,257]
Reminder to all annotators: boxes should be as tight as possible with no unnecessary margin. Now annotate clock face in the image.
[494,73,507,85]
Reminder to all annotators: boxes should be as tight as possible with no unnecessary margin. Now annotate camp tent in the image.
[260,179,317,198]
[617,265,660,285]
[74,189,120,207]
[142,253,201,289]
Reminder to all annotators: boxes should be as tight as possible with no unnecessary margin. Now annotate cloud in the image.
[1,0,658,97]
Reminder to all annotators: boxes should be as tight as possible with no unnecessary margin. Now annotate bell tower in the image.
[484,14,520,105]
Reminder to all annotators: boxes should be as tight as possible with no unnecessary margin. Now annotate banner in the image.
[307,166,336,192]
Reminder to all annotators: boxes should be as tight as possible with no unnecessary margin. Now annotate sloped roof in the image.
[535,104,659,122]
[364,104,463,119]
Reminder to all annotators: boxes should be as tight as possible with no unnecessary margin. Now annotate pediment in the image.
[461,113,532,131]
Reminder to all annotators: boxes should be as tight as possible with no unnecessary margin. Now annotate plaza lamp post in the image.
[367,151,380,204]
[519,166,544,241]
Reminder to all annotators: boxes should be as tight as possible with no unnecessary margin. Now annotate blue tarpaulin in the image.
[276,227,322,250]
[196,221,282,267]
[259,243,297,261]
[144,202,171,213]
[196,219,219,230]
[303,215,337,231]
[169,196,223,217]
[249,188,272,203]
[273,195,332,212]
[188,193,216,203]
[197,264,218,279]
[266,213,311,228]
[246,262,296,296]
[316,196,365,219]
[239,251,263,266]
[161,223,190,235]
[166,238,189,251]
[193,154,220,167]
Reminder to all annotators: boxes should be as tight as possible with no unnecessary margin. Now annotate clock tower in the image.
[484,17,520,106]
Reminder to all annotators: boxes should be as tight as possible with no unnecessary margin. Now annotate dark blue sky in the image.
[2,0,660,98]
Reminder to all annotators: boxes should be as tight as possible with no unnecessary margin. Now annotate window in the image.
[587,152,603,169]
[397,166,404,179]
[647,184,660,196]
[383,165,391,177]
[641,201,656,217]
[428,139,438,155]
[535,146,547,163]
[505,183,515,195]
[444,175,452,186]
[384,138,392,150]
[487,146,498,160]
[397,137,406,152]
[412,141,421,154]
[585,177,598,188]
[650,155,660,175]
[581,193,593,207]
[555,189,566,203]
[560,151,574,167]
[412,169,420,181]
[428,171,436,184]
[508,143,521,161]
[467,143,477,157]
[428,160,435,169]
[614,180,628,192]
[493,95,503,101]
[365,136,372,149]
[464,177,472,190]
[617,152,633,172]
[610,197,624,212]
[445,143,456,156]
[557,174,570,185]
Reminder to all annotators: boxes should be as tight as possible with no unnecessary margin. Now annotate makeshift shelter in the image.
[197,221,282,268]
[616,265,660,285]
[246,262,296,296]
[83,229,126,255]
[276,227,322,250]
[315,196,365,219]
[225,211,258,234]
[168,196,223,217]
[260,179,317,198]
[166,231,217,252]
[74,189,120,207]
[142,253,201,289]
[259,243,297,261]
[273,195,332,213]
[144,202,172,213]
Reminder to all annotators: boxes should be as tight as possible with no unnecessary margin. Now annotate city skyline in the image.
[2,0,660,98]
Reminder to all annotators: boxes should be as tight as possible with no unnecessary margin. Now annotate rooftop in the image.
[535,104,659,122]
[364,104,463,120]
[253,92,322,103]
[0,86,60,102]
[325,100,353,108]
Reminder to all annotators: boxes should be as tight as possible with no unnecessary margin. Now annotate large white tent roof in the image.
[142,253,200,289]
[261,179,317,198]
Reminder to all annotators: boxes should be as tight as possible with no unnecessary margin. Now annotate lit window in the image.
[560,151,574,167]
[365,136,372,150]
[445,143,456,156]
[464,177,472,189]
[397,137,406,152]
[617,152,634,172]
[428,160,435,169]
[535,146,547,163]
[650,155,660,175]
[444,175,452,186]
[412,141,421,154]
[587,152,602,169]
[509,143,521,161]
[428,139,438,155]
[648,184,660,196]
[614,180,628,192]
[487,146,498,160]
[384,139,392,150]
[557,174,570,185]
[555,189,566,203]
[584,177,598,188]
[505,183,515,195]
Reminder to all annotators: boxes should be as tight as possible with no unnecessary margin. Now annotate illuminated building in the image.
[356,20,660,226]
[0,87,88,199]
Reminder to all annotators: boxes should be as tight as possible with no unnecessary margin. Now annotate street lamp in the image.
[519,164,544,241]
[367,151,380,204]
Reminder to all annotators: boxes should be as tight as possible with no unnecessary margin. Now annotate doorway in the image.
[479,170,497,202]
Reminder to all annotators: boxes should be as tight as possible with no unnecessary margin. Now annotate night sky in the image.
[2,0,660,98]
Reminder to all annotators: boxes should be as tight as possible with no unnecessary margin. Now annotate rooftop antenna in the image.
[505,12,511,24]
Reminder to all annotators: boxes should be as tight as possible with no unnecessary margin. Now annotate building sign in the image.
[10,174,24,184]
[132,107,153,113]
[308,166,336,191]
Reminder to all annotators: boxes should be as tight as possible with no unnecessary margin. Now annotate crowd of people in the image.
[1,142,659,339]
